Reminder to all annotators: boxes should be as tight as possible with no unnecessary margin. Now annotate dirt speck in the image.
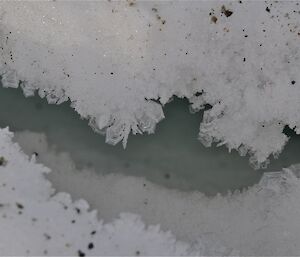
[164,173,170,179]
[16,202,24,209]
[0,157,7,166]
[78,250,85,257]
[221,5,233,17]
[127,0,135,7]
[211,16,218,23]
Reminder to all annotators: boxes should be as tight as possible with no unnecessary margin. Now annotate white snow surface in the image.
[10,129,300,256]
[1,1,300,166]
[0,127,239,256]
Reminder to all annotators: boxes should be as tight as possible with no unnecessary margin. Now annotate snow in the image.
[1,1,300,166]
[9,129,300,256]
[0,127,238,256]
[1,2,300,255]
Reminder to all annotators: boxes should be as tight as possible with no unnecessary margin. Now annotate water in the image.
[1,86,299,195]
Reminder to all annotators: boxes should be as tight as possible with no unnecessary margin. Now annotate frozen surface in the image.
[0,127,234,256]
[2,2,300,255]
[1,1,300,166]
[0,86,266,194]
[5,127,300,256]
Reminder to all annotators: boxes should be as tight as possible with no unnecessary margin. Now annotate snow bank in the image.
[0,127,238,256]
[12,130,300,256]
[1,1,300,166]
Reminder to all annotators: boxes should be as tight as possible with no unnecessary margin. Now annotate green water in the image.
[0,86,298,195]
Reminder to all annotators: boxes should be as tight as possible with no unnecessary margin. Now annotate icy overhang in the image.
[1,1,300,167]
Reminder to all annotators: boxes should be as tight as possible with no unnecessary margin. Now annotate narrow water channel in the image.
[0,86,298,195]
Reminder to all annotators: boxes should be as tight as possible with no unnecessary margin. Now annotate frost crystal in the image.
[0,1,300,166]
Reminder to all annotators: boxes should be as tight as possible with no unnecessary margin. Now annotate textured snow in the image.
[11,129,300,256]
[1,1,300,167]
[0,127,238,256]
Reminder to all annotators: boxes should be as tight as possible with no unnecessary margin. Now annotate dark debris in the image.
[221,5,233,17]
[0,156,7,166]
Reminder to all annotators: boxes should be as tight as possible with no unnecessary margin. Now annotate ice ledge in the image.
[1,127,235,256]
[2,127,300,255]
[1,1,300,167]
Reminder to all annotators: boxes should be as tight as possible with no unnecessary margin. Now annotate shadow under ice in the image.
[1,86,298,195]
